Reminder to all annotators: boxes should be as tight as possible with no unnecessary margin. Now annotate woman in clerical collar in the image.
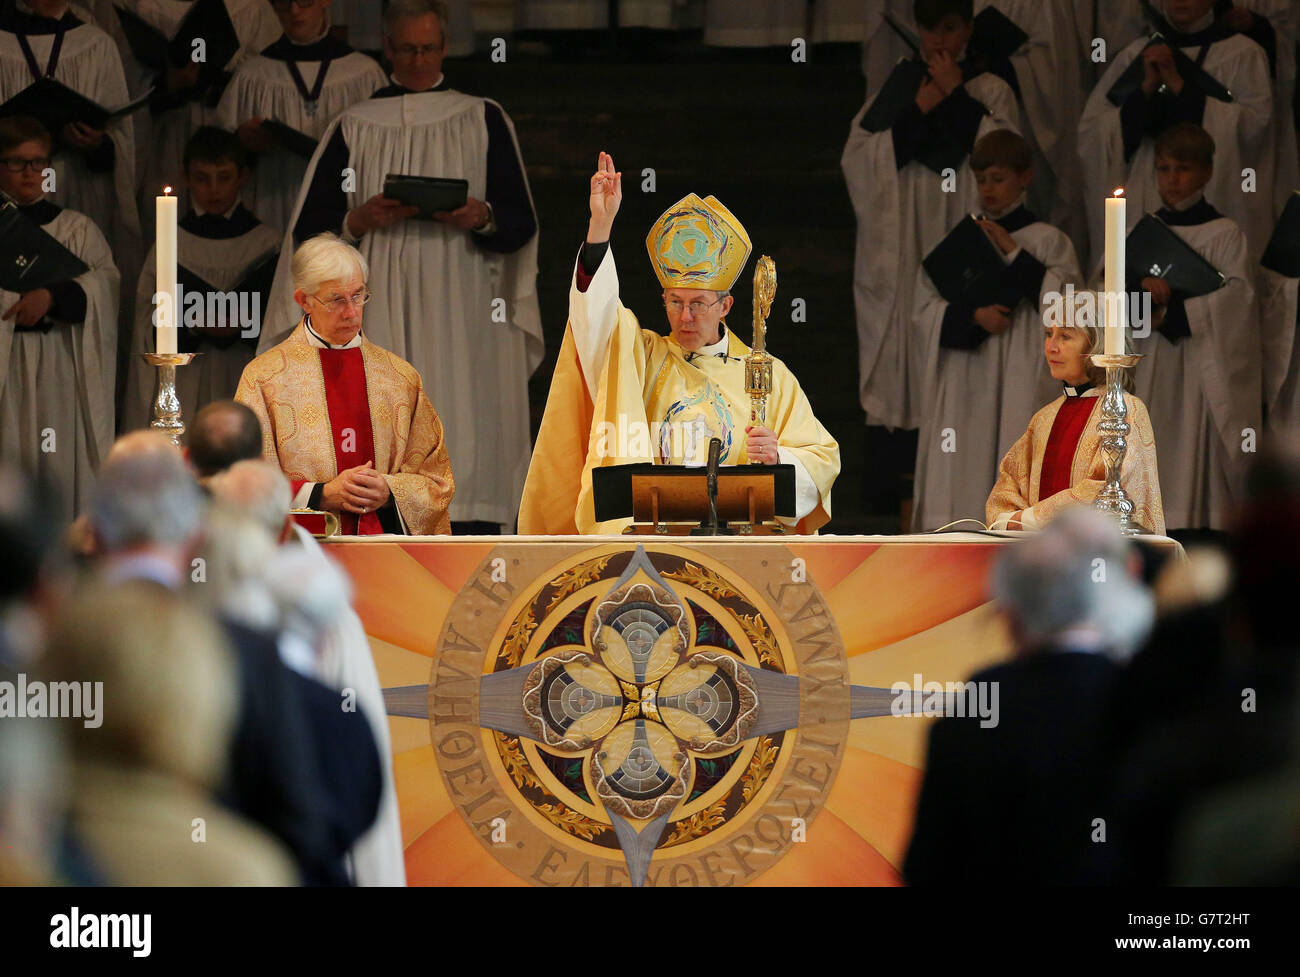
[986,322,1166,536]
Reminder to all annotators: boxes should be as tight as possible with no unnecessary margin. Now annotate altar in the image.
[326,533,1178,886]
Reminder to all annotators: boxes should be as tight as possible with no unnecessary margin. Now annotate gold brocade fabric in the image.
[235,320,455,535]
[520,306,840,535]
[986,392,1166,536]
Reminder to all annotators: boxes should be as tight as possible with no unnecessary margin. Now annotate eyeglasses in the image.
[0,157,50,173]
[392,43,443,59]
[664,296,724,317]
[309,290,371,312]
[269,0,318,11]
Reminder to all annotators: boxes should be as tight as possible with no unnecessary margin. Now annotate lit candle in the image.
[1104,188,1126,356]
[156,187,178,355]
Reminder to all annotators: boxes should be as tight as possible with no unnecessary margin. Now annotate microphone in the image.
[691,437,730,536]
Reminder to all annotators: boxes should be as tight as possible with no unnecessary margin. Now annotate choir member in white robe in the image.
[109,0,280,234]
[261,0,540,530]
[1258,202,1299,434]
[123,126,280,431]
[843,0,1018,438]
[1129,124,1261,531]
[861,0,1087,257]
[215,0,386,232]
[912,130,1080,530]
[0,0,140,287]
[0,117,118,522]
[1078,0,1274,265]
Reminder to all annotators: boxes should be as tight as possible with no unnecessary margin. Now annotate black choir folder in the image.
[175,250,278,350]
[0,202,88,292]
[1105,32,1234,107]
[112,0,240,74]
[260,119,318,159]
[382,175,469,218]
[1125,214,1226,298]
[0,78,153,134]
[1261,191,1300,279]
[922,215,1021,308]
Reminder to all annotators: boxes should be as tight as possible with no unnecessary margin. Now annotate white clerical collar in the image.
[982,193,1025,220]
[389,72,445,91]
[192,196,242,219]
[1172,11,1215,35]
[684,324,731,362]
[1167,191,1205,213]
[1063,380,1100,398]
[304,314,363,349]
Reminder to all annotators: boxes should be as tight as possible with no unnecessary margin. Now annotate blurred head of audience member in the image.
[87,436,205,584]
[41,581,295,884]
[186,400,264,481]
[205,460,352,679]
[991,506,1154,661]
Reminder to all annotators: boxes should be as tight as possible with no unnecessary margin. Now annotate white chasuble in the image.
[912,218,1080,531]
[842,71,1019,430]
[986,390,1166,536]
[261,90,543,527]
[0,208,118,522]
[1259,266,1299,435]
[1131,215,1261,531]
[215,47,386,231]
[0,22,141,277]
[518,247,840,535]
[123,218,281,431]
[1078,32,1274,266]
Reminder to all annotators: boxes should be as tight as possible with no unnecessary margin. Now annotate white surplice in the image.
[911,215,1080,530]
[122,214,280,431]
[0,19,141,279]
[842,70,1019,430]
[215,43,386,232]
[108,0,280,232]
[1130,211,1261,530]
[1078,31,1274,265]
[0,206,118,522]
[260,89,542,527]
[1259,264,1299,435]
[861,0,1088,258]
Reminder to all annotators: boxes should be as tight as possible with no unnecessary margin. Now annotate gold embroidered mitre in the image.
[645,193,752,291]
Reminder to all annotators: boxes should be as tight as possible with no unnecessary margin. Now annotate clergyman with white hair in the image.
[207,459,407,885]
[904,507,1154,885]
[235,233,455,535]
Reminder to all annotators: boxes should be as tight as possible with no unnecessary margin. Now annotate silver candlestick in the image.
[142,352,198,447]
[1089,352,1148,536]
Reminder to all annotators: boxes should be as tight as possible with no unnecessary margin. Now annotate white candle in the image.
[1103,188,1126,356]
[155,188,178,355]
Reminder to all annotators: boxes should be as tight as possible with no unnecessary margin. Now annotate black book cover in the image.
[861,58,928,133]
[261,119,318,159]
[0,77,152,133]
[1261,190,1300,278]
[1106,32,1234,106]
[1125,213,1226,298]
[114,0,239,79]
[175,249,277,350]
[0,202,89,293]
[382,174,469,219]
[922,215,1021,309]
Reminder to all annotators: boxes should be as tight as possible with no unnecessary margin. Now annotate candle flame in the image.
[1113,188,1125,198]
[163,186,173,196]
